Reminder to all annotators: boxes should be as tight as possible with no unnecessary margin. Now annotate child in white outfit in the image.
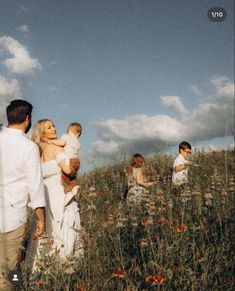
[172,141,193,186]
[49,122,82,205]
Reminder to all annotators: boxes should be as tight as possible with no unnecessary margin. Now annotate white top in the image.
[172,153,189,186]
[0,127,46,232]
[61,133,80,158]
[41,152,67,179]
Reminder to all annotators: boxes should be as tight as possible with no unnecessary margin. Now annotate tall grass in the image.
[21,150,234,290]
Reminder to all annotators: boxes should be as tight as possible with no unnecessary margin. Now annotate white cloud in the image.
[0,76,21,98]
[0,76,22,123]
[93,140,120,155]
[16,24,29,33]
[92,77,234,157]
[161,95,189,117]
[209,76,229,91]
[186,78,234,141]
[0,36,41,75]
[189,84,202,96]
[95,114,185,143]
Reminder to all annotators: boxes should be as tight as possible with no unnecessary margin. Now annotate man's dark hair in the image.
[179,141,191,152]
[6,100,33,125]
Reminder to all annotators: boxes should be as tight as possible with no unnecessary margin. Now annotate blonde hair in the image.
[31,119,52,155]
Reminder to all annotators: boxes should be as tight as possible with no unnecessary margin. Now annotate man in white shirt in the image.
[172,141,193,186]
[0,100,46,289]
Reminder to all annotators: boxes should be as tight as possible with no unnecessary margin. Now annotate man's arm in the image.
[34,207,45,237]
[25,144,46,238]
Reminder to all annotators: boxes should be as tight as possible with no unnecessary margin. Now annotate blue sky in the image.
[0,0,234,171]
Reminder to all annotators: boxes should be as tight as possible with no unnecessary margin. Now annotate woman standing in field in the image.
[127,153,156,204]
[27,119,82,265]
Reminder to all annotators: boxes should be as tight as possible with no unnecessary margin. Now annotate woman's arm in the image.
[53,146,76,177]
[59,160,76,177]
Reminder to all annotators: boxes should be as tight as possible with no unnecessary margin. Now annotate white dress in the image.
[26,153,82,267]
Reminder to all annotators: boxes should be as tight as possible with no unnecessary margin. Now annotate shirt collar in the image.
[3,127,25,136]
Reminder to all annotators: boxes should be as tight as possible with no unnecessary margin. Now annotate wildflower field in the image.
[22,150,234,290]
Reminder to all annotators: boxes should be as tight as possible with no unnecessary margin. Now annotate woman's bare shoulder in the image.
[50,144,64,154]
[43,143,63,156]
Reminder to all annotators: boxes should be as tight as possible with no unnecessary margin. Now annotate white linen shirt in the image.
[61,133,80,159]
[0,127,46,232]
[172,153,189,186]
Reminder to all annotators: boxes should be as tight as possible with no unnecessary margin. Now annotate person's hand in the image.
[34,219,45,239]
[186,162,193,166]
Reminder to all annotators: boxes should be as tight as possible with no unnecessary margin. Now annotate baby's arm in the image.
[48,139,66,147]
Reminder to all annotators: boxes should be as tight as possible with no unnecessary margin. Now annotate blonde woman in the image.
[28,119,82,263]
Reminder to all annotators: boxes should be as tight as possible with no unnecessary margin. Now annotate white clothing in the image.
[61,134,80,159]
[172,153,189,186]
[27,152,82,262]
[0,127,45,232]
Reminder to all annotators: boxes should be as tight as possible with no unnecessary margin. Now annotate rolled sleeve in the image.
[25,144,46,210]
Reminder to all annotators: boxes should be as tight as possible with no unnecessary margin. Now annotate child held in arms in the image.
[48,122,82,205]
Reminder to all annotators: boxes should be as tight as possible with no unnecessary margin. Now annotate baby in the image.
[49,122,82,204]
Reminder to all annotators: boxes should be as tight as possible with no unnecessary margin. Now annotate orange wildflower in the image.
[36,280,44,287]
[175,223,188,233]
[155,274,166,284]
[112,268,125,279]
[146,274,166,285]
[135,267,142,274]
[141,218,148,225]
[146,276,155,285]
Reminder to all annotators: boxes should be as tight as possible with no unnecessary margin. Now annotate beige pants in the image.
[0,224,26,290]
